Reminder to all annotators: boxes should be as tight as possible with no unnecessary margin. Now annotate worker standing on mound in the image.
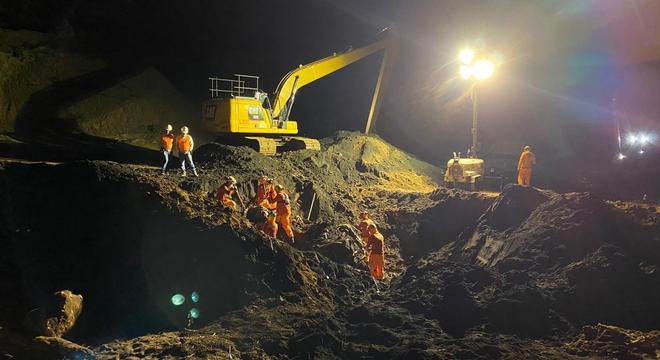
[366,224,385,280]
[160,124,175,175]
[217,176,238,210]
[273,184,295,243]
[358,211,375,247]
[177,126,198,177]
[255,176,277,209]
[517,145,536,187]
[260,211,278,238]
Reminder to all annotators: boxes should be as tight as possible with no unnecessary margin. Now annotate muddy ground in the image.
[1,132,659,359]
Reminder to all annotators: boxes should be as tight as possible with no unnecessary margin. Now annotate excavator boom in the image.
[271,31,396,131]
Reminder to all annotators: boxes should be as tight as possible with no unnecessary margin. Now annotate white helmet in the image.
[165,124,173,131]
[226,176,237,184]
[181,126,189,134]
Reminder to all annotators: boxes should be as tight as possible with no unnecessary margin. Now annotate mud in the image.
[0,132,659,359]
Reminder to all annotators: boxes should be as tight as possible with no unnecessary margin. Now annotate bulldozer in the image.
[200,29,397,155]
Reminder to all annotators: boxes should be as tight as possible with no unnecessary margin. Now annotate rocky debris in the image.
[564,324,660,359]
[1,131,660,358]
[32,336,95,359]
[23,290,83,338]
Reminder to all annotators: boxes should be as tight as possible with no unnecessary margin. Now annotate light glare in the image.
[473,59,495,80]
[627,134,638,144]
[617,153,626,160]
[171,294,185,306]
[460,65,472,80]
[459,49,474,64]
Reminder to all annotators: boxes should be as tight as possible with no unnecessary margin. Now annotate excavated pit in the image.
[0,161,319,345]
[1,132,659,359]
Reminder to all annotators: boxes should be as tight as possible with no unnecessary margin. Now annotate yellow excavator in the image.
[201,29,397,155]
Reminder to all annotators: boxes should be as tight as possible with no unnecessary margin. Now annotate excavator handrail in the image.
[271,29,397,125]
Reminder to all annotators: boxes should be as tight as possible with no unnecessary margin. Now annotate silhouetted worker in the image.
[177,126,198,177]
[358,211,375,247]
[160,124,175,174]
[273,184,295,243]
[366,224,385,280]
[517,145,536,187]
[217,176,238,210]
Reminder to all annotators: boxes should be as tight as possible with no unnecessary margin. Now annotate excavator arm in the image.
[271,29,397,133]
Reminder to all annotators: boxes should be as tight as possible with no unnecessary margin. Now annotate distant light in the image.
[639,134,650,145]
[639,149,645,155]
[627,134,638,145]
[459,48,475,65]
[460,65,472,80]
[473,59,495,80]
[618,153,626,160]
[171,294,185,306]
[189,308,200,319]
[191,291,199,303]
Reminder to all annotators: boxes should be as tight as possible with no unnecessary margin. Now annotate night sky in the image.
[2,0,659,165]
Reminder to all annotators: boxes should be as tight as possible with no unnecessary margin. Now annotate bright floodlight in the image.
[459,48,475,64]
[618,153,626,160]
[639,134,650,145]
[460,65,473,80]
[639,149,645,155]
[627,134,638,144]
[473,59,495,80]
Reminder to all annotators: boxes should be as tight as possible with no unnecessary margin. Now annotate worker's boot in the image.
[193,169,198,177]
[182,170,187,177]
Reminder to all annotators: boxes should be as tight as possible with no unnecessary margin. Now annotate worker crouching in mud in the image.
[255,176,277,210]
[273,184,295,243]
[217,176,238,210]
[365,224,385,280]
[260,211,278,238]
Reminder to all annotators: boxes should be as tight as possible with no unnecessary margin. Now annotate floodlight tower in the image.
[458,48,495,158]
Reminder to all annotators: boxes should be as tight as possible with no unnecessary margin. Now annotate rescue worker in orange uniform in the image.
[366,224,385,280]
[176,126,198,177]
[357,211,375,247]
[255,176,277,210]
[160,124,175,174]
[259,211,278,238]
[273,184,295,243]
[517,145,536,187]
[217,176,238,210]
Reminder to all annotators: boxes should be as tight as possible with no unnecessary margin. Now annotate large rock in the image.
[24,290,83,337]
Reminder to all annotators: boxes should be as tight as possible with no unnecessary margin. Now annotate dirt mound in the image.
[435,183,660,331]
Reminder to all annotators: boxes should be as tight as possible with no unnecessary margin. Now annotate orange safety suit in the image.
[517,150,536,187]
[256,183,277,209]
[177,134,193,154]
[217,182,237,210]
[161,133,174,151]
[358,218,375,246]
[260,219,278,238]
[274,191,294,240]
[366,231,385,280]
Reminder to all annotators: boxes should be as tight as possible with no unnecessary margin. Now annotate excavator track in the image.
[209,135,320,156]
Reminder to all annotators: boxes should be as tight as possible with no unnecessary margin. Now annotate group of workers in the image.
[217,175,386,280]
[160,124,198,177]
[217,175,296,244]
